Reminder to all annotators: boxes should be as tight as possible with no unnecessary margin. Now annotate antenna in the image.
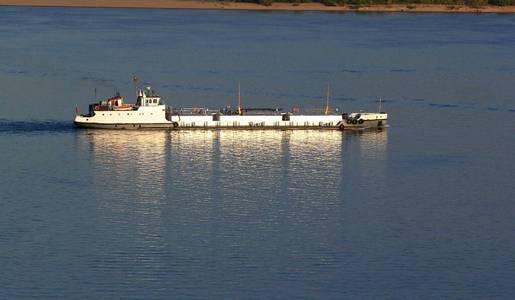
[324,83,330,115]
[94,87,97,100]
[237,82,242,115]
[378,97,383,113]
[132,75,139,97]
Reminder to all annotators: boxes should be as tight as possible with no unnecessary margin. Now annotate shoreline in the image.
[1,0,515,13]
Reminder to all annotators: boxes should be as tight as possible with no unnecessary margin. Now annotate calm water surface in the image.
[1,7,514,299]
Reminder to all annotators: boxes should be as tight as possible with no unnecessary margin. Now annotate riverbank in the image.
[1,0,514,13]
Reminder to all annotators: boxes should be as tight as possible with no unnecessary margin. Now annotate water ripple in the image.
[0,120,75,135]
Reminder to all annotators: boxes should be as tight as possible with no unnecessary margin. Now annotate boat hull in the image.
[74,119,387,130]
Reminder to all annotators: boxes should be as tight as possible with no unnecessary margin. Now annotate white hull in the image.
[74,110,387,130]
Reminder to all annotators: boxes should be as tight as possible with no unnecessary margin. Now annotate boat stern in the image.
[341,112,388,129]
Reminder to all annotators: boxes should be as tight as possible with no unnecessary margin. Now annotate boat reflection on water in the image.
[78,129,388,239]
[79,130,170,252]
[84,130,169,202]
[79,128,388,203]
[76,128,388,272]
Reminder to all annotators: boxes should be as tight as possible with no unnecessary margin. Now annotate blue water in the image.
[1,7,515,299]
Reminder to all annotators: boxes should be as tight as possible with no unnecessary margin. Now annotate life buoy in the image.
[346,119,352,124]
[352,119,358,125]
[339,124,345,131]
[358,119,364,124]
[172,122,179,128]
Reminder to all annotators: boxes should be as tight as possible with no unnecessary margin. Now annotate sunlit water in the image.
[1,7,515,299]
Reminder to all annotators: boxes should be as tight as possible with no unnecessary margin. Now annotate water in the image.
[1,7,515,299]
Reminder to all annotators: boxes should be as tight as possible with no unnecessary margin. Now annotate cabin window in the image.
[102,113,105,116]
[127,113,130,115]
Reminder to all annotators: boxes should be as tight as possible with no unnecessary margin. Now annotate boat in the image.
[74,85,388,130]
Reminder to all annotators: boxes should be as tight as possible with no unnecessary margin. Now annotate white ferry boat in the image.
[74,87,388,130]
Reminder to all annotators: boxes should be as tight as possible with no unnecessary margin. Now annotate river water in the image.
[1,7,514,299]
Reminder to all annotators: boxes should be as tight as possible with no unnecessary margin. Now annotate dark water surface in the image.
[1,7,515,299]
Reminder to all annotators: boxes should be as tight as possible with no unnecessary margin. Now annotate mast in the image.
[324,83,330,115]
[132,76,139,98]
[378,97,383,113]
[237,83,242,115]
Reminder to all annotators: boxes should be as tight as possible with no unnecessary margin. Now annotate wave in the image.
[341,68,365,74]
[390,68,416,73]
[428,103,459,109]
[0,120,75,135]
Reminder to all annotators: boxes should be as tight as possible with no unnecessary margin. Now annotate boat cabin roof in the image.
[138,87,162,106]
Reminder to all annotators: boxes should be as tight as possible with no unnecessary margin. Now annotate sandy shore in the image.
[1,0,514,13]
